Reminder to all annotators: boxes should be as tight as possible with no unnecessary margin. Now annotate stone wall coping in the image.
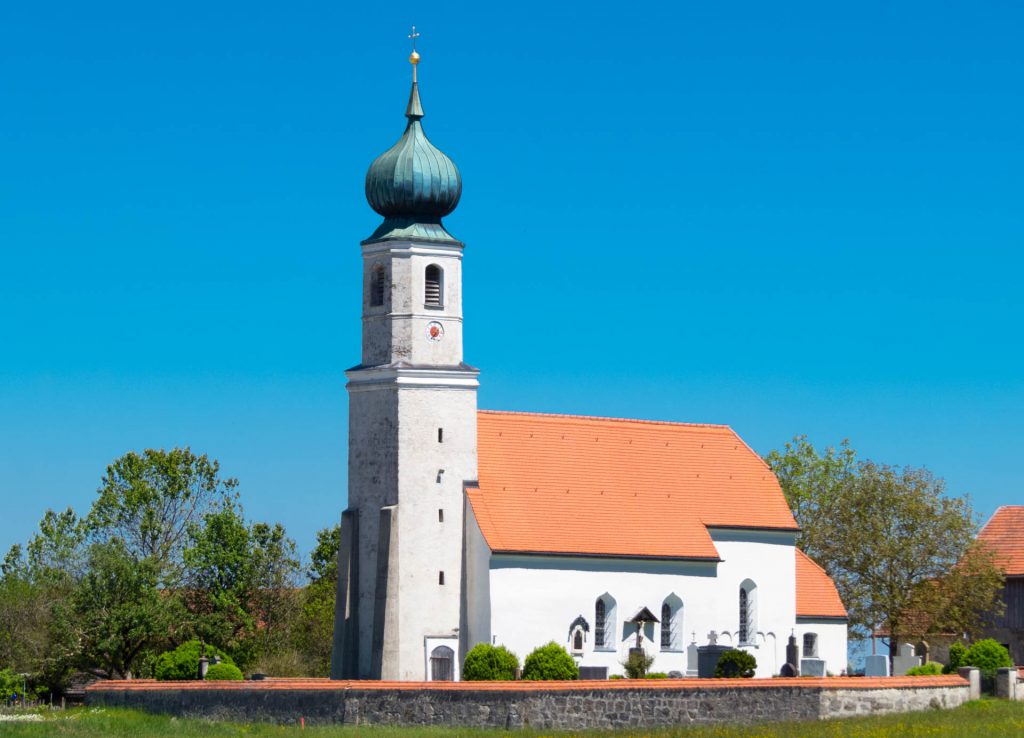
[87,675,966,693]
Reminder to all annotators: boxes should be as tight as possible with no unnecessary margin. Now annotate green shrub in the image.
[462,643,519,681]
[622,650,655,678]
[906,661,943,676]
[154,640,234,681]
[963,639,1012,679]
[609,674,624,680]
[521,642,579,680]
[714,649,757,678]
[944,641,967,674]
[205,663,244,681]
[644,672,669,679]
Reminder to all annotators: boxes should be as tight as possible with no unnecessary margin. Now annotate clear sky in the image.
[1,1,1022,560]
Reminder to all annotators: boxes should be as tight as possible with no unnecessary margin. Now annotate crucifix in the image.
[408,26,421,82]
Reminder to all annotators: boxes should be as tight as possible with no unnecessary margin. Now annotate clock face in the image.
[426,321,444,342]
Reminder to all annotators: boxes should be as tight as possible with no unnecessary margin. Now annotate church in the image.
[330,47,848,681]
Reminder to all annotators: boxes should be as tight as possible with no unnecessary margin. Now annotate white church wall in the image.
[489,532,796,678]
[795,620,848,676]
[460,501,492,658]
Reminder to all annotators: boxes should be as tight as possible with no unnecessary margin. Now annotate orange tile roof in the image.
[468,410,797,560]
[978,506,1024,576]
[795,549,847,619]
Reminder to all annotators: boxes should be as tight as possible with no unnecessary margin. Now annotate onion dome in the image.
[364,49,462,243]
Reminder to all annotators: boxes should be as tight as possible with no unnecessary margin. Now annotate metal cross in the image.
[408,26,420,52]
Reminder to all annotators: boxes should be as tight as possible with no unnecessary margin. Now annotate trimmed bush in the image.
[944,641,967,674]
[906,661,943,676]
[462,643,519,681]
[644,672,669,679]
[205,662,244,681]
[522,642,579,680]
[714,649,757,678]
[623,650,655,679]
[963,639,1012,679]
[154,640,234,681]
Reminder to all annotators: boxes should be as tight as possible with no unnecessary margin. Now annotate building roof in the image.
[795,549,848,620]
[978,506,1024,576]
[467,410,798,560]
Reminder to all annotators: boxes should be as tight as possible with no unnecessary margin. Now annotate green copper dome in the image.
[364,80,462,243]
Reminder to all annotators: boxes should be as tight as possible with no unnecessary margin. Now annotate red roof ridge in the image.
[478,408,732,431]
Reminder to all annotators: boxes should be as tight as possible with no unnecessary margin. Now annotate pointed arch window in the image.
[595,594,616,650]
[739,579,757,645]
[425,264,443,307]
[660,594,683,651]
[370,264,386,307]
[429,645,454,681]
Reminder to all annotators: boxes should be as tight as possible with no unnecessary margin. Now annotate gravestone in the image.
[697,645,731,678]
[578,666,608,680]
[800,658,826,677]
[892,643,921,676]
[667,670,683,678]
[686,638,699,677]
[784,633,800,676]
[864,654,890,677]
[779,662,797,677]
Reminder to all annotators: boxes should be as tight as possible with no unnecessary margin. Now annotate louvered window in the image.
[370,265,386,307]
[425,265,442,307]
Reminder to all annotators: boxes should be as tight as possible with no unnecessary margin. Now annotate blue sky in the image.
[1,1,1022,560]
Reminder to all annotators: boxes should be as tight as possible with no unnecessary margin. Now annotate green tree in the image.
[86,448,237,576]
[293,524,340,677]
[767,440,1004,658]
[182,504,300,669]
[71,540,173,679]
[764,436,856,559]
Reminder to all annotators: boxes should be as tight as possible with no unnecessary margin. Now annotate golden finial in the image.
[408,26,421,81]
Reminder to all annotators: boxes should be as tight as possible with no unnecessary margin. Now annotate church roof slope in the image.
[978,505,1024,576]
[468,410,798,560]
[795,549,848,620]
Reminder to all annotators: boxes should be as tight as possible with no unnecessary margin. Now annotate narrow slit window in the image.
[438,428,443,443]
[438,509,444,523]
[439,571,445,585]
[370,264,386,307]
[425,265,442,307]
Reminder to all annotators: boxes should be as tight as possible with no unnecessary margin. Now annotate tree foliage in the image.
[153,640,234,681]
[714,649,757,678]
[766,439,1004,654]
[86,448,237,575]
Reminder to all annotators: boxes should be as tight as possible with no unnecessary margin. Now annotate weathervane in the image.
[408,25,421,82]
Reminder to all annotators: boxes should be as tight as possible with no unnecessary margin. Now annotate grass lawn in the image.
[1,701,1023,737]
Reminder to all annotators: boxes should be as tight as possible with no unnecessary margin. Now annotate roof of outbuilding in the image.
[467,410,798,560]
[795,549,848,620]
[978,506,1024,576]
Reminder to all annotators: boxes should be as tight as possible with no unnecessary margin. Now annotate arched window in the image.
[595,594,616,650]
[739,580,757,645]
[660,594,683,651]
[370,264,386,307]
[803,632,818,658]
[425,264,443,307]
[429,645,454,681]
[573,629,584,653]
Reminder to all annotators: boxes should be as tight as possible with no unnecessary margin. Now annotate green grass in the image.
[0,701,1023,737]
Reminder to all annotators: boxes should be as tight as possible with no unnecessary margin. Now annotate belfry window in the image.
[370,264,386,307]
[425,264,443,307]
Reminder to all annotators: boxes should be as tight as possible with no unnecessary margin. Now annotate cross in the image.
[408,26,420,52]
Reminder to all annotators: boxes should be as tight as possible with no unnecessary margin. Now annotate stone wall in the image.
[86,676,969,730]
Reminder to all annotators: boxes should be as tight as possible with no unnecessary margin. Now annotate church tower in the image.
[331,43,478,680]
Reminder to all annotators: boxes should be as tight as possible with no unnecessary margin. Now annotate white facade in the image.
[481,529,837,679]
